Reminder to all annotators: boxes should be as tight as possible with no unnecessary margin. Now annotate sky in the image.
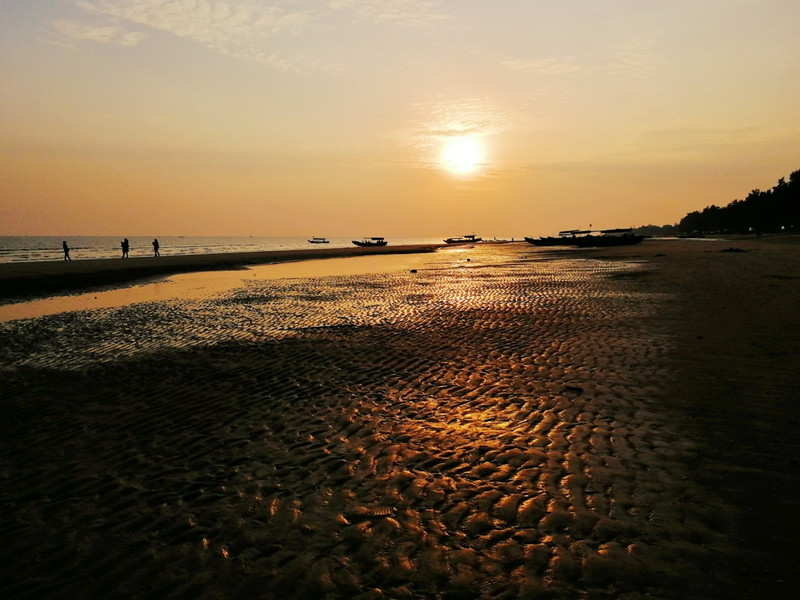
[1,0,799,237]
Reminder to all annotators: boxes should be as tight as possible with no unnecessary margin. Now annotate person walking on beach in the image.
[152,238,160,257]
[121,238,129,258]
[62,240,71,261]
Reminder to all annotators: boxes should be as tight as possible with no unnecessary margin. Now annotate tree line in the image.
[635,168,800,236]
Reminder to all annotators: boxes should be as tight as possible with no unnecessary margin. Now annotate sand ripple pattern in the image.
[0,246,735,599]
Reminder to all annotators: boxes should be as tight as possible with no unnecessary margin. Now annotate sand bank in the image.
[0,238,798,599]
[0,251,444,322]
[0,243,443,303]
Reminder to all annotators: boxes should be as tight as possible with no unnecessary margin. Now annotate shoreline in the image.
[0,243,444,303]
[0,252,445,322]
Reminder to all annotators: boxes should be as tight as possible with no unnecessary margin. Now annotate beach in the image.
[0,244,444,304]
[1,238,798,599]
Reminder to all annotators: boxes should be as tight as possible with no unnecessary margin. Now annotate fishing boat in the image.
[444,234,482,244]
[352,237,388,247]
[525,229,592,246]
[571,228,644,247]
[308,237,329,244]
[526,228,643,247]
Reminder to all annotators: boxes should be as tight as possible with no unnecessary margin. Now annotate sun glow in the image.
[441,135,484,175]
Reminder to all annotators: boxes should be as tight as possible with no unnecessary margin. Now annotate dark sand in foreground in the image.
[1,238,798,599]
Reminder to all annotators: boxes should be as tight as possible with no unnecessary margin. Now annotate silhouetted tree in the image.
[634,224,678,236]
[675,169,800,234]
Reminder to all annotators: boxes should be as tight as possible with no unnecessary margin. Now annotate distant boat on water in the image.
[308,237,329,244]
[352,237,388,247]
[526,228,643,247]
[444,234,482,244]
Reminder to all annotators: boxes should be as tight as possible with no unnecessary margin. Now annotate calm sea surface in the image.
[0,236,448,263]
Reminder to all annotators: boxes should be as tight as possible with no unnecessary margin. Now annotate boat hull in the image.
[525,236,574,246]
[526,228,644,248]
[444,236,482,244]
[352,240,387,247]
[570,234,644,247]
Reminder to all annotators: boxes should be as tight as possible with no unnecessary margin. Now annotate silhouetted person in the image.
[152,238,160,257]
[121,238,129,258]
[62,240,71,261]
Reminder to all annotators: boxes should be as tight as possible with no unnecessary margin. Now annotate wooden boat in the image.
[308,237,329,244]
[525,230,592,246]
[526,236,574,246]
[444,234,482,244]
[571,229,644,247]
[352,237,388,247]
[526,228,643,247]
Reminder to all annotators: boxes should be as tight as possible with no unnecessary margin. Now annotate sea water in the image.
[0,236,447,263]
[0,252,444,322]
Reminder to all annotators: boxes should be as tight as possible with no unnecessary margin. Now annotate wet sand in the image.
[0,252,441,323]
[1,238,798,599]
[0,244,443,303]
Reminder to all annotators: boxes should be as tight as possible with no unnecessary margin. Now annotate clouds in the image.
[55,1,659,87]
[498,35,663,82]
[69,0,452,36]
[54,0,454,72]
[53,19,150,46]
[608,35,664,80]
[55,1,312,70]
[499,57,588,76]
[412,98,517,138]
[328,0,449,24]
[634,126,766,155]
[60,0,450,48]
[75,0,311,39]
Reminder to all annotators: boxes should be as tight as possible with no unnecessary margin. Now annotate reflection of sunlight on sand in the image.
[1,239,796,598]
[0,253,437,322]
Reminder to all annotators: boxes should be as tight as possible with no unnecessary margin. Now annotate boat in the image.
[525,229,592,246]
[444,234,483,244]
[308,237,329,244]
[526,228,643,247]
[352,237,388,247]
[526,236,567,246]
[570,228,644,247]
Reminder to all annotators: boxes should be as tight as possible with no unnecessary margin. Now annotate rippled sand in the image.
[1,241,797,599]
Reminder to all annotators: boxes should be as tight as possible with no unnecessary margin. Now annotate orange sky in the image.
[2,1,799,237]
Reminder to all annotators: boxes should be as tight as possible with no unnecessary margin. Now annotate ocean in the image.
[0,236,447,263]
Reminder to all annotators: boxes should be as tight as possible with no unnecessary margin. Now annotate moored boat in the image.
[444,234,482,244]
[525,236,564,246]
[525,229,592,246]
[571,228,643,247]
[308,237,329,244]
[352,237,388,247]
[526,228,643,247]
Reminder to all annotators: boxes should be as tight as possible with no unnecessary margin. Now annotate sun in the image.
[441,135,484,175]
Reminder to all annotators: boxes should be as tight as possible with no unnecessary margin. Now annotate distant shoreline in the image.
[0,244,444,303]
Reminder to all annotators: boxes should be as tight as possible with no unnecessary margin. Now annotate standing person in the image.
[62,240,71,261]
[121,238,129,258]
[152,238,160,257]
